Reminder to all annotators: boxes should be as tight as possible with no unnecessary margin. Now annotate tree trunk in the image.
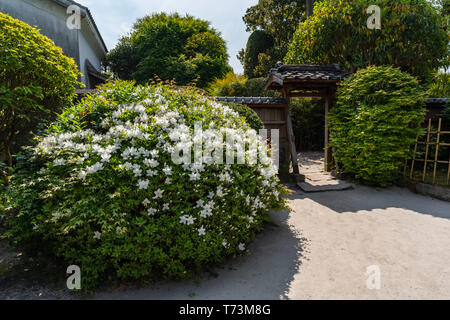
[306,0,315,16]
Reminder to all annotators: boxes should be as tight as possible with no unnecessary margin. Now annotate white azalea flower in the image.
[101,153,111,162]
[238,243,245,251]
[144,158,159,168]
[180,215,195,225]
[198,226,206,236]
[162,166,172,176]
[150,149,159,157]
[78,170,87,180]
[216,186,224,197]
[137,179,150,190]
[196,199,204,208]
[53,158,66,166]
[189,172,200,181]
[142,198,150,206]
[133,167,142,177]
[93,231,101,240]
[153,189,164,199]
[86,162,103,174]
[147,208,157,216]
[146,169,157,177]
[163,203,170,211]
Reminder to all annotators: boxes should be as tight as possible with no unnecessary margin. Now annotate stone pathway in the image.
[297,152,353,192]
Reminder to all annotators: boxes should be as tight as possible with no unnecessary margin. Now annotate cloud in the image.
[76,0,258,74]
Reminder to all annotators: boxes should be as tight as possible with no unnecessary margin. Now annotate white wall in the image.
[79,16,104,87]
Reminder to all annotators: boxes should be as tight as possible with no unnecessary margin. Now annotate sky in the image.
[76,0,259,74]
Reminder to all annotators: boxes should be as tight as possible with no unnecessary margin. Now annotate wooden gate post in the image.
[324,95,333,172]
[283,90,300,175]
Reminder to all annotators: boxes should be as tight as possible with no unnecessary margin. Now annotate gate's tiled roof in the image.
[214,97,287,105]
[425,98,449,105]
[270,64,349,81]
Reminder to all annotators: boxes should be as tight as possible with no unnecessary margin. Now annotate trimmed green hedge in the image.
[0,12,81,170]
[329,66,425,186]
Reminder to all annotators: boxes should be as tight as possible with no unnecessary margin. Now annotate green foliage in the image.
[285,0,449,79]
[244,31,275,78]
[223,102,264,131]
[243,0,306,47]
[208,73,277,97]
[242,0,306,76]
[427,72,450,97]
[105,13,231,88]
[103,37,139,81]
[443,102,450,120]
[0,12,81,172]
[208,72,249,97]
[2,80,288,290]
[290,98,325,151]
[329,66,425,186]
[206,73,265,131]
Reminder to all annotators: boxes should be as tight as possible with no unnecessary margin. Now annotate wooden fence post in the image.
[283,92,300,175]
[432,118,442,185]
[422,119,432,182]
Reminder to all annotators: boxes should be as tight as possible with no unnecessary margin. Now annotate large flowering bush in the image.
[2,81,288,290]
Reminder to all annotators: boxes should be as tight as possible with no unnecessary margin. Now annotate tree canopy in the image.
[105,13,231,88]
[240,0,306,78]
[243,0,306,47]
[285,0,449,80]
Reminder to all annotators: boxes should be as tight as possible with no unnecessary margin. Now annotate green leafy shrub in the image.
[0,12,81,183]
[285,0,448,79]
[223,102,264,131]
[3,80,288,290]
[208,73,277,98]
[329,66,425,186]
[207,72,248,97]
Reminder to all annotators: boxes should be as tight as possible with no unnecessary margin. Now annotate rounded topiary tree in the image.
[0,12,81,184]
[244,30,275,79]
[329,66,425,186]
[4,80,288,290]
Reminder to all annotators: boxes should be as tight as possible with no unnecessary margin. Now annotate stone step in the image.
[297,181,354,193]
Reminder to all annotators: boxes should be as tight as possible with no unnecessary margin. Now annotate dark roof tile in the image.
[214,97,286,105]
[425,98,449,105]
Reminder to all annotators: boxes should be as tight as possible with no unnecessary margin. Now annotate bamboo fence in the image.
[404,118,450,186]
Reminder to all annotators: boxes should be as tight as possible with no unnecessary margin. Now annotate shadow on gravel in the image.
[93,208,308,300]
[290,185,450,220]
[1,206,308,300]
